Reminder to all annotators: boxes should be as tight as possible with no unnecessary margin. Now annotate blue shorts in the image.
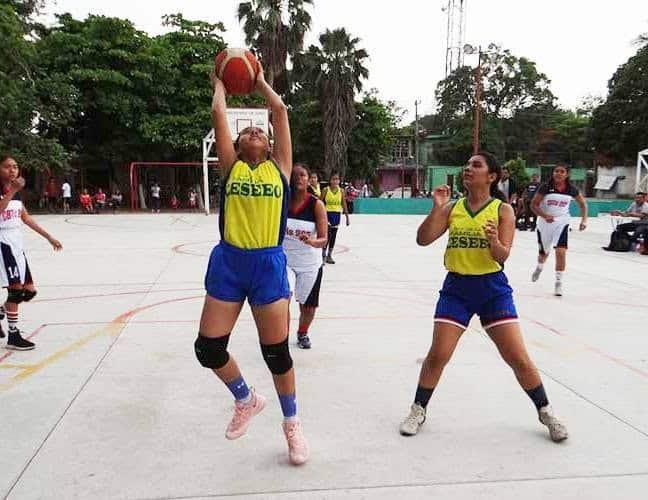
[204,241,290,306]
[434,272,518,330]
[327,212,341,226]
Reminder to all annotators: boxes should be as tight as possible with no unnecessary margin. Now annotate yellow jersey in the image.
[309,183,321,198]
[220,159,288,249]
[324,188,343,213]
[444,197,503,275]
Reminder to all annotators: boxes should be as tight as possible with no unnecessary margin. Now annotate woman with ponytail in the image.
[283,164,328,349]
[399,152,568,443]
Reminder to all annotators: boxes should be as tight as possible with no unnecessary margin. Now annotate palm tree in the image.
[237,0,313,94]
[294,28,369,178]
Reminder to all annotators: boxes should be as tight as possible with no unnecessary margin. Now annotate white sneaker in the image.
[554,281,563,296]
[399,403,426,436]
[539,405,568,442]
[531,267,543,282]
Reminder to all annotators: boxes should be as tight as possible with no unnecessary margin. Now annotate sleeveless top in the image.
[283,195,321,271]
[444,197,503,275]
[0,191,24,250]
[219,159,289,249]
[324,188,343,213]
[537,182,579,219]
[308,183,321,198]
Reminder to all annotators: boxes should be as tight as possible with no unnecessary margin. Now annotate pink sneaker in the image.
[282,420,309,465]
[225,390,267,440]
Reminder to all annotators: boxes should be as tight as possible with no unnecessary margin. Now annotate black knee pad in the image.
[194,334,230,369]
[261,338,293,375]
[7,288,24,304]
[22,289,37,302]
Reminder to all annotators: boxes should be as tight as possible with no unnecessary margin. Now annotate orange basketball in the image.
[214,48,260,95]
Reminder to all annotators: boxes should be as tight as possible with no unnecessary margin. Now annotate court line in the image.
[143,471,648,500]
[0,325,47,364]
[172,241,351,257]
[526,317,648,380]
[32,288,202,304]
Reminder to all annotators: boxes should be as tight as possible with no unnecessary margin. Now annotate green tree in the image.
[141,14,228,157]
[592,44,648,162]
[0,2,70,171]
[294,28,369,178]
[347,91,398,181]
[434,46,555,161]
[237,0,313,94]
[503,157,529,190]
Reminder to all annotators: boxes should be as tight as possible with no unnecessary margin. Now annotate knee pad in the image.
[194,334,230,369]
[22,289,37,302]
[261,338,293,375]
[7,288,24,304]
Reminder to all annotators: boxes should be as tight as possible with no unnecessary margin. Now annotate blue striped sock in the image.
[226,376,251,402]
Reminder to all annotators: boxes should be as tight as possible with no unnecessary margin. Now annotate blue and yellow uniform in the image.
[434,197,518,330]
[205,159,290,305]
[324,188,343,226]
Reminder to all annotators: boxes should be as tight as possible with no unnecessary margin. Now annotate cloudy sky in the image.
[41,0,647,121]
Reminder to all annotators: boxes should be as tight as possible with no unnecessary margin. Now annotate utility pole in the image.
[473,47,482,154]
[415,100,420,195]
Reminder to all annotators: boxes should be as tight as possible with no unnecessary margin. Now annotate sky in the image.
[41,0,647,122]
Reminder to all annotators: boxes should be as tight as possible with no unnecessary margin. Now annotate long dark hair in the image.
[476,151,507,202]
[548,163,571,190]
[0,155,11,164]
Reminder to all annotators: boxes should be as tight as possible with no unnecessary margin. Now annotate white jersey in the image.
[283,195,321,272]
[62,182,71,198]
[0,194,25,250]
[537,182,579,220]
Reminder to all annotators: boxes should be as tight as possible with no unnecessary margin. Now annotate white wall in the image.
[596,166,636,198]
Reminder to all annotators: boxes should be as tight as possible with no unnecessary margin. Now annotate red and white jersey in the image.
[537,182,579,219]
[283,195,321,272]
[0,192,25,250]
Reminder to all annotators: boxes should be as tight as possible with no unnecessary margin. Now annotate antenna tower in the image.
[444,0,467,76]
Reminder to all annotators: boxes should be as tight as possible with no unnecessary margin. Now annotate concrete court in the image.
[0,212,647,500]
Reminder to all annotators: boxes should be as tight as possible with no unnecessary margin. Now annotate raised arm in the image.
[416,185,453,246]
[255,70,291,179]
[210,76,237,177]
[0,178,25,212]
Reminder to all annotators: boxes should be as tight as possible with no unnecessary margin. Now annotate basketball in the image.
[214,48,260,95]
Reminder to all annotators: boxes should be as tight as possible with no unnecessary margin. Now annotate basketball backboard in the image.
[226,108,270,140]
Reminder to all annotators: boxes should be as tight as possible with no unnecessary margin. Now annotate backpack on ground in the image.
[603,230,632,252]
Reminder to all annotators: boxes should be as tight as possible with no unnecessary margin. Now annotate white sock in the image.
[556,271,564,282]
[536,263,544,271]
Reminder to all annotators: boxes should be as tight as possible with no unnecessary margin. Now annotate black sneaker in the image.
[6,331,35,351]
[325,255,335,264]
[297,335,311,349]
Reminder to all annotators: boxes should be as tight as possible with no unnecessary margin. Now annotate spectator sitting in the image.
[188,189,197,211]
[111,189,123,214]
[80,189,94,214]
[604,192,648,251]
[95,188,106,213]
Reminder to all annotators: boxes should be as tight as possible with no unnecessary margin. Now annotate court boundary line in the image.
[139,470,648,500]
